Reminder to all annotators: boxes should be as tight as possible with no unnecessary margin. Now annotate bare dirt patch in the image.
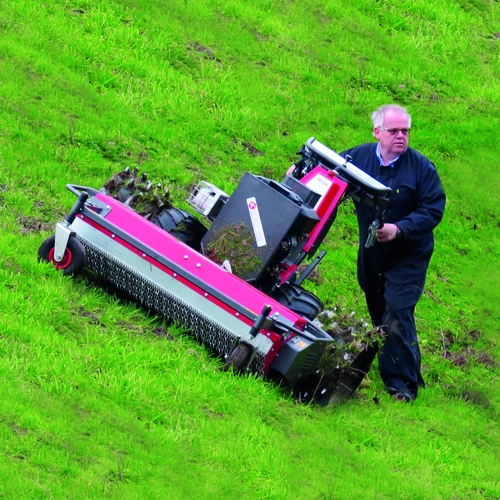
[17,215,53,234]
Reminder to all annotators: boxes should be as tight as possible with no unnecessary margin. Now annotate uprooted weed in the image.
[101,167,173,219]
[316,307,381,371]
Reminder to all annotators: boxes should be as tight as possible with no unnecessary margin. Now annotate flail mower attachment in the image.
[38,138,391,403]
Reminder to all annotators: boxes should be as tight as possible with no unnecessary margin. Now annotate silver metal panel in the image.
[70,217,273,374]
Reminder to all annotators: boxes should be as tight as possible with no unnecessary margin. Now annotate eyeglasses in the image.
[380,127,411,135]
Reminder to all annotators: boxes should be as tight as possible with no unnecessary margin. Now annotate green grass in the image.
[1,0,500,498]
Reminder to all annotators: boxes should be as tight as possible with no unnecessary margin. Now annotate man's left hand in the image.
[376,223,399,243]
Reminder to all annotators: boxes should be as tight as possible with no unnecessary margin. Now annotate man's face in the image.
[373,109,410,158]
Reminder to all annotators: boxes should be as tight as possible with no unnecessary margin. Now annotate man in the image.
[340,104,446,402]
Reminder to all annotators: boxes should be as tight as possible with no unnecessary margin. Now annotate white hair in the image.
[371,104,412,128]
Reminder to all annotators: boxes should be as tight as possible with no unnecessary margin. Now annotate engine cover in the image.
[201,173,319,282]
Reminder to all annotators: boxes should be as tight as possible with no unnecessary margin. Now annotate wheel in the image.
[38,234,87,276]
[270,283,324,321]
[222,342,253,372]
[152,207,207,252]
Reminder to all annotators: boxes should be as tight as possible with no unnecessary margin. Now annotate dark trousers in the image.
[364,278,425,398]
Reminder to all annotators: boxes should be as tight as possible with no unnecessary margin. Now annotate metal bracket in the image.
[54,222,72,262]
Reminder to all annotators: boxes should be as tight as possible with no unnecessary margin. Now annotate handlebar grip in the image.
[65,192,89,224]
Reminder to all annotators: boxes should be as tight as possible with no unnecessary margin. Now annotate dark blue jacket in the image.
[341,143,446,301]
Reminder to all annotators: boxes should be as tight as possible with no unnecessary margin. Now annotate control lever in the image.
[365,218,382,248]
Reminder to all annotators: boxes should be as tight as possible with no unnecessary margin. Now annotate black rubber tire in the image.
[270,283,324,321]
[222,342,253,372]
[152,208,207,251]
[38,234,87,276]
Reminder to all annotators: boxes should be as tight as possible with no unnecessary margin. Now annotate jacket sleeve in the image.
[397,159,446,241]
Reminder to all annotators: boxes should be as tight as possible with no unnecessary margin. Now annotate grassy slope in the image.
[0,0,499,498]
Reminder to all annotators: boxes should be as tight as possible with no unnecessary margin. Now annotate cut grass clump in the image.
[205,222,264,279]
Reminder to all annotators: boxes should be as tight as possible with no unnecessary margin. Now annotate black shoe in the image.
[392,392,414,403]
